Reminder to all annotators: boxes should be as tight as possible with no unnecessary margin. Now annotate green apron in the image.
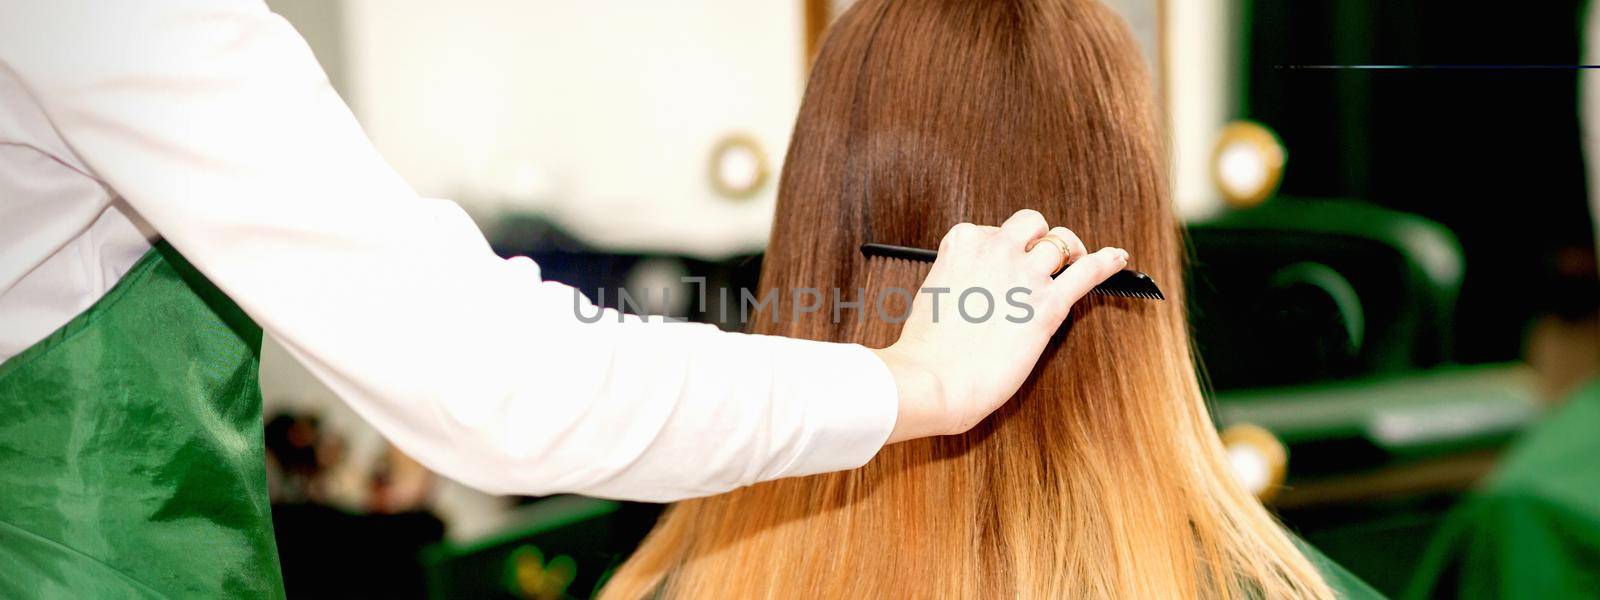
[1404,381,1600,599]
[0,243,285,598]
[1298,537,1387,599]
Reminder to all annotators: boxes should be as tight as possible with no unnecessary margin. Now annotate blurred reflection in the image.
[255,0,1600,598]
[266,412,445,599]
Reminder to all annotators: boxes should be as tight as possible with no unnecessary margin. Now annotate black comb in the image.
[859,242,1165,301]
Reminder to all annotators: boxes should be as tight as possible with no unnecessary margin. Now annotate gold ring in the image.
[1032,234,1071,272]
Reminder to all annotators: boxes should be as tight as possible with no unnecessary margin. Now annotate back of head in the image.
[603,0,1332,597]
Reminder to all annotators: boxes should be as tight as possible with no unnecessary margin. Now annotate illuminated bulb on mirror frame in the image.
[708,133,770,201]
[1211,121,1286,209]
[1220,423,1288,503]
[624,258,692,319]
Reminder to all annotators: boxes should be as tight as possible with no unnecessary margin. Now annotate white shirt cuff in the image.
[769,341,899,479]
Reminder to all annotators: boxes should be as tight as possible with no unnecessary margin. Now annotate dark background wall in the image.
[1240,0,1597,363]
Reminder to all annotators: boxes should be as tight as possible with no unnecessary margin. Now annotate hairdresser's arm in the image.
[0,0,1121,502]
[2,0,899,502]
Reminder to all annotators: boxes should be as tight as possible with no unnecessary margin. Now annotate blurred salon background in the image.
[259,1,1600,597]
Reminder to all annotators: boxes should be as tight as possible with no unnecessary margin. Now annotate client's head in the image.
[603,0,1332,597]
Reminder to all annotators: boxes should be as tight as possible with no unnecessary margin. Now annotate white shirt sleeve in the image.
[0,0,897,501]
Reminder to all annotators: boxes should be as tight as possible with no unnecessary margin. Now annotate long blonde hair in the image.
[603,0,1333,597]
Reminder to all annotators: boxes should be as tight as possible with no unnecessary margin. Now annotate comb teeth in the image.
[1088,270,1166,300]
[1091,287,1164,299]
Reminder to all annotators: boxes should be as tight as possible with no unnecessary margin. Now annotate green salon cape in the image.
[0,243,285,598]
[1405,382,1600,599]
[1300,537,1387,599]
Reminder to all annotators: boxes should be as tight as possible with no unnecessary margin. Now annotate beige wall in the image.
[1164,0,1232,220]
[341,0,809,259]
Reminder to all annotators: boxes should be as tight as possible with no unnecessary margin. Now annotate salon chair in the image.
[1188,198,1462,390]
[1188,198,1541,594]
[1185,199,1543,467]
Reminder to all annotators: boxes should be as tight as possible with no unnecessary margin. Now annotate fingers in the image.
[1024,226,1086,275]
[937,223,1002,253]
[997,209,1049,248]
[938,223,976,252]
[1047,247,1128,305]
[1055,228,1089,262]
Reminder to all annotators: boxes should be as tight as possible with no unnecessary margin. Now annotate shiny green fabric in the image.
[1405,381,1600,599]
[1299,537,1387,599]
[0,243,284,598]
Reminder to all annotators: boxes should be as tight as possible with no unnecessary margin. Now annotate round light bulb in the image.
[1227,444,1272,496]
[1210,121,1286,208]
